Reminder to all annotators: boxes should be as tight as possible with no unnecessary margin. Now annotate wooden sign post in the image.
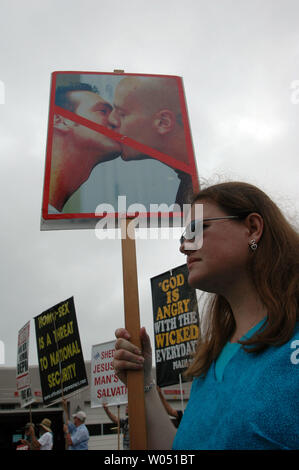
[121,218,147,450]
[117,405,120,450]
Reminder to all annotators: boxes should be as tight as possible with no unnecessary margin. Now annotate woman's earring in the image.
[249,239,258,251]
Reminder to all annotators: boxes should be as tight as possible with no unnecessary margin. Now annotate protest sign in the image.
[34,297,88,405]
[16,321,35,408]
[91,341,127,408]
[41,71,199,230]
[151,264,199,387]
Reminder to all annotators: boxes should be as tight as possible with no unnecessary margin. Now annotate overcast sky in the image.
[0,0,298,367]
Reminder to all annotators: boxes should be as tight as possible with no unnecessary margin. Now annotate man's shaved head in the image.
[108,76,187,161]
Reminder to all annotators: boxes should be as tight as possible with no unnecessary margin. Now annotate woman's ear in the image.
[245,212,264,244]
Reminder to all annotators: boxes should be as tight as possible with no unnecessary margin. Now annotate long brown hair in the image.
[185,181,299,378]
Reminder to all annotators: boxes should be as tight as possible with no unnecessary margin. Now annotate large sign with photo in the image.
[151,264,200,387]
[34,297,88,405]
[91,341,127,408]
[41,71,199,230]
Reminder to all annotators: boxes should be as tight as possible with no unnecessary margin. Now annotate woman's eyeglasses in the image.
[180,215,244,246]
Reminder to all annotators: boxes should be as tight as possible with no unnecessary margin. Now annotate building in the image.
[0,362,191,450]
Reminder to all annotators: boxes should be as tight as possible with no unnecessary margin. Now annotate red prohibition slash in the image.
[42,73,199,221]
[54,106,195,175]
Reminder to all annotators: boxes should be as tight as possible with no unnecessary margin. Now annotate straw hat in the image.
[39,418,52,432]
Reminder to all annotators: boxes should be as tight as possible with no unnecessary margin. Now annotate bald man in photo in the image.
[108,76,194,207]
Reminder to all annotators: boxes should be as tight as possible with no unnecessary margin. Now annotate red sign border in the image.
[42,71,199,222]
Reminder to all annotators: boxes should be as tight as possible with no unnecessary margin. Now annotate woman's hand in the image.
[113,326,153,386]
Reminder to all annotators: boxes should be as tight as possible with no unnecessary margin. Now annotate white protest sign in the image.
[16,321,35,408]
[91,341,127,408]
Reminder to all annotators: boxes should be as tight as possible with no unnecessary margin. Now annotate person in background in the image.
[102,387,183,450]
[20,422,35,450]
[21,419,53,450]
[103,403,129,450]
[63,400,89,450]
[19,422,34,450]
[113,181,299,450]
[156,386,183,428]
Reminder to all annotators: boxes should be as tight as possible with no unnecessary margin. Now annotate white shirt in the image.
[38,431,53,450]
[65,157,181,212]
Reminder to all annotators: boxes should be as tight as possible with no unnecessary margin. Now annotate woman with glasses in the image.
[113,181,299,450]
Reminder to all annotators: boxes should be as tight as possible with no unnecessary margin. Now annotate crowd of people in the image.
[18,387,183,450]
[19,404,89,451]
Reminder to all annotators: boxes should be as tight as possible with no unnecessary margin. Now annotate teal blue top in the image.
[173,319,299,450]
[214,318,266,382]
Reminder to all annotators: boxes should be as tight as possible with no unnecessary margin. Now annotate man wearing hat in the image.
[23,419,53,450]
[63,402,89,450]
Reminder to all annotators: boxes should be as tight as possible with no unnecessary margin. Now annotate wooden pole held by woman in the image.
[120,218,147,449]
